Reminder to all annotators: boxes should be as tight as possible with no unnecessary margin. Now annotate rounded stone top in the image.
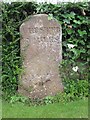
[32,14,48,17]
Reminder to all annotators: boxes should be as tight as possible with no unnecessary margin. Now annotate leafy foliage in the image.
[2,2,89,101]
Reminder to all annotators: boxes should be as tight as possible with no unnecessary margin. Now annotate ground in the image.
[2,98,88,118]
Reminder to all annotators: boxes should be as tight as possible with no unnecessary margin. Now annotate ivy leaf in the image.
[87,45,90,48]
[63,12,75,19]
[70,48,80,57]
[70,12,76,18]
[67,29,73,35]
[67,12,75,19]
[64,19,70,24]
[78,30,87,36]
[48,14,53,20]
[73,20,81,24]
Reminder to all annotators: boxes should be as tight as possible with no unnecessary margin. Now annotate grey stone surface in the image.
[19,14,63,98]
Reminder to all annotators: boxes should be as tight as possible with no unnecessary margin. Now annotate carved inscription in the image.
[28,27,60,33]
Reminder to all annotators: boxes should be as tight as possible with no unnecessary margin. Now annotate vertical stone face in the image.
[19,14,63,98]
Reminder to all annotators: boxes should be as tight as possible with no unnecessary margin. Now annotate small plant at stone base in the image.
[9,94,28,104]
[61,78,88,101]
[53,93,64,103]
[43,96,54,105]
[30,98,43,106]
[26,96,55,106]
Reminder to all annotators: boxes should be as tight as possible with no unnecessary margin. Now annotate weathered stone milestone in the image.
[19,14,63,98]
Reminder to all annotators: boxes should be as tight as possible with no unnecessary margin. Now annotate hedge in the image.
[2,2,89,100]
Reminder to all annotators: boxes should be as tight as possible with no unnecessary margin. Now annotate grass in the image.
[2,98,88,118]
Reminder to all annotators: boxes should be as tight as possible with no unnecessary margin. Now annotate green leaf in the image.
[70,12,76,18]
[48,14,53,20]
[78,30,87,36]
[73,20,81,24]
[67,29,73,35]
[64,19,70,24]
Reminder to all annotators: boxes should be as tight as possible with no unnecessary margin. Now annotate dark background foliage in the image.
[2,2,90,100]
